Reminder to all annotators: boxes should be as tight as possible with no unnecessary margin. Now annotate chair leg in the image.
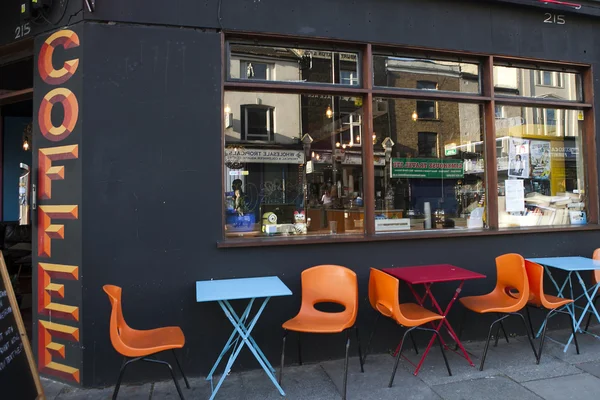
[297,332,303,366]
[343,330,351,400]
[363,313,380,365]
[278,331,287,385]
[513,313,538,364]
[525,305,536,338]
[480,315,507,371]
[171,350,190,389]
[410,331,419,355]
[434,330,452,377]
[453,307,467,351]
[143,358,185,400]
[584,295,599,332]
[355,326,364,373]
[112,357,141,400]
[389,327,414,388]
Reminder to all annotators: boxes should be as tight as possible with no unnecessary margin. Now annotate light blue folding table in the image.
[196,276,292,399]
[526,256,600,352]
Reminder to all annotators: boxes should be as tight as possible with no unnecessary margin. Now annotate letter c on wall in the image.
[38,88,79,142]
[38,30,80,85]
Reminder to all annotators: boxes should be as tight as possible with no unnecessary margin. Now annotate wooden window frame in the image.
[219,33,599,248]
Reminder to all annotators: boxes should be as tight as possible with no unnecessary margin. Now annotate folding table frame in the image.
[383,265,486,375]
[196,276,292,400]
[527,257,600,352]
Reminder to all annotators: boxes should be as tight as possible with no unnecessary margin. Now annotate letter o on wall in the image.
[38,88,79,142]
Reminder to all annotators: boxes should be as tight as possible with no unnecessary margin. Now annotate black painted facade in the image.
[2,0,600,388]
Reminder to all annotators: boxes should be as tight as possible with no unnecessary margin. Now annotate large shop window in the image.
[372,99,485,233]
[222,38,596,244]
[224,91,364,238]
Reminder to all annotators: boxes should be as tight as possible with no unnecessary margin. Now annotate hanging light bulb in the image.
[342,144,347,149]
[411,110,418,121]
[336,142,341,148]
[22,138,29,151]
[311,151,315,158]
[356,135,360,143]
[224,104,231,114]
[326,105,333,118]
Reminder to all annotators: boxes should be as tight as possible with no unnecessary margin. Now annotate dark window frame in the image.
[220,34,598,247]
[240,104,275,142]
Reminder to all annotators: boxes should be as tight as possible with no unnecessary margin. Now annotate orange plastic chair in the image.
[584,248,600,331]
[103,285,189,399]
[279,265,363,400]
[363,268,451,387]
[457,254,537,370]
[524,260,580,363]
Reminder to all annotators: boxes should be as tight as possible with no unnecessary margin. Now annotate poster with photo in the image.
[530,140,551,180]
[508,138,530,178]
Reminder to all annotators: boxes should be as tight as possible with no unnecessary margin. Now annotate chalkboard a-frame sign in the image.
[0,251,44,399]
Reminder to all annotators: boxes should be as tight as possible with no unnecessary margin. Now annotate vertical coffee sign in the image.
[33,27,83,383]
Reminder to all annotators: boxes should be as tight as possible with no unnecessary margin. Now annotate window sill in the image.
[217,224,600,248]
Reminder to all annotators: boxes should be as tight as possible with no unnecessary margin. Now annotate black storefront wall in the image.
[1,0,595,387]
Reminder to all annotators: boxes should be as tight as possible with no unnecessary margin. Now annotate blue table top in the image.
[526,256,600,271]
[196,276,292,302]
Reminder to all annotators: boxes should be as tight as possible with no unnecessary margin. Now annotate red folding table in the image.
[383,264,486,375]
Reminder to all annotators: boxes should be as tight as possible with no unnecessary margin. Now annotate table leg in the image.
[209,298,285,400]
[221,301,275,373]
[563,273,600,351]
[206,299,255,382]
[536,269,574,339]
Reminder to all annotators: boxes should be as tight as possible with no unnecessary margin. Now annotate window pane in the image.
[373,55,480,93]
[494,66,581,101]
[224,91,365,239]
[229,44,359,85]
[373,98,486,233]
[496,107,587,228]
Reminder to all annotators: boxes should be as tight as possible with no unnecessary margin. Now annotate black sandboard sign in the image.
[0,251,44,399]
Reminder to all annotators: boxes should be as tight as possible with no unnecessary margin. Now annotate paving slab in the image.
[397,344,503,386]
[41,377,67,400]
[322,354,442,400]
[56,383,152,400]
[431,376,543,400]
[522,373,600,400]
[574,360,600,378]
[541,328,600,364]
[243,363,338,400]
[151,375,245,399]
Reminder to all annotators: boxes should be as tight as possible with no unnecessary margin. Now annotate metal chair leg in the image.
[112,356,141,400]
[410,331,419,355]
[454,307,466,351]
[355,326,364,373]
[525,305,535,337]
[171,350,190,389]
[389,327,414,388]
[297,332,303,366]
[363,313,380,364]
[434,330,452,377]
[278,331,287,385]
[143,358,185,400]
[343,330,351,400]
[584,295,599,332]
[513,313,538,364]
[480,315,508,371]
[499,320,510,344]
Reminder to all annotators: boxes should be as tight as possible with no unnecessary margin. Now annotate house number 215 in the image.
[544,13,566,24]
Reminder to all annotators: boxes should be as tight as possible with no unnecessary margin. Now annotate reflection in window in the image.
[496,107,586,228]
[373,98,486,233]
[229,44,359,85]
[494,66,580,100]
[224,91,364,239]
[373,55,481,94]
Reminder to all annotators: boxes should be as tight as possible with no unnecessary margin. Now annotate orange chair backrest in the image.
[495,253,529,312]
[368,268,413,326]
[592,249,600,285]
[299,265,358,327]
[524,260,549,308]
[103,285,137,357]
